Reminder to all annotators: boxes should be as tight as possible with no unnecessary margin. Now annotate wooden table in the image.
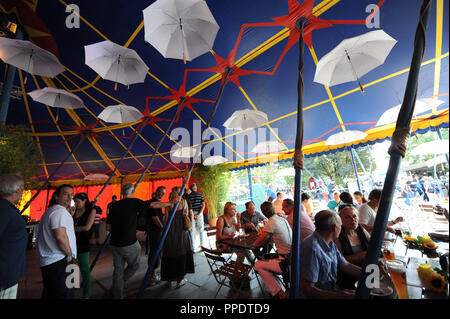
[219,232,258,250]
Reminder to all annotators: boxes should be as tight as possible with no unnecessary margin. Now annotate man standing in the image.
[0,174,27,299]
[327,191,343,212]
[145,186,176,284]
[300,210,361,299]
[106,183,146,299]
[187,183,205,252]
[282,198,315,242]
[240,201,268,233]
[254,202,292,299]
[106,195,117,218]
[36,184,77,299]
[266,184,276,202]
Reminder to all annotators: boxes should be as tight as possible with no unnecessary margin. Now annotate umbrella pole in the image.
[247,167,254,202]
[20,134,87,215]
[89,117,150,272]
[136,68,233,299]
[349,147,361,191]
[356,0,431,299]
[0,27,24,129]
[290,18,307,300]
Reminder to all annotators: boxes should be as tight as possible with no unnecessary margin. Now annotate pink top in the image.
[286,206,315,242]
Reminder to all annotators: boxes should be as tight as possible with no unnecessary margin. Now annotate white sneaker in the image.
[175,279,186,289]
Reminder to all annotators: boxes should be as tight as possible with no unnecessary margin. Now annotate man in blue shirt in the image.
[300,210,361,299]
[0,174,27,299]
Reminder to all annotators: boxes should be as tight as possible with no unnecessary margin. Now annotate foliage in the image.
[0,123,42,190]
[404,128,449,166]
[192,164,232,219]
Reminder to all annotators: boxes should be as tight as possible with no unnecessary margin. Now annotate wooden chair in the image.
[205,226,217,249]
[418,203,434,214]
[201,246,264,298]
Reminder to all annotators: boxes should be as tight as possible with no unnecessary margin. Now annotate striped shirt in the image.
[94,213,101,225]
[187,191,204,214]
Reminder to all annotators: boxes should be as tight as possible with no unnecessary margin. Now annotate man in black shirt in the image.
[106,183,145,299]
[145,186,176,284]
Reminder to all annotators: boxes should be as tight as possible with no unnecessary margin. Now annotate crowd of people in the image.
[1,172,409,300]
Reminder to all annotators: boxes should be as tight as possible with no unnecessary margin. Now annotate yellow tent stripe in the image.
[433,0,444,111]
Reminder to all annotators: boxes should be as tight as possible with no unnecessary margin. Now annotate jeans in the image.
[0,284,18,299]
[110,241,141,299]
[189,213,205,250]
[41,258,74,299]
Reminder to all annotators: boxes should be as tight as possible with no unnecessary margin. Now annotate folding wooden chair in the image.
[205,226,217,249]
[201,246,264,298]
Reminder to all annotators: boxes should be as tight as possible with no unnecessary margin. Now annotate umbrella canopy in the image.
[172,147,199,158]
[203,155,228,166]
[410,140,449,156]
[27,87,84,109]
[84,40,149,86]
[251,141,287,155]
[376,98,445,127]
[276,167,295,177]
[143,0,220,62]
[84,173,109,181]
[223,109,268,130]
[325,130,368,146]
[0,38,64,78]
[314,30,397,88]
[98,105,143,124]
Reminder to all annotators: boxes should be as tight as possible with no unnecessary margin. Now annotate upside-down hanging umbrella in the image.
[203,155,228,166]
[376,98,444,127]
[0,38,64,79]
[27,87,84,109]
[324,130,368,146]
[84,40,149,90]
[314,29,397,92]
[172,146,199,158]
[143,0,220,63]
[98,104,143,124]
[276,167,296,177]
[84,173,109,181]
[223,109,268,130]
[410,139,449,156]
[251,141,287,154]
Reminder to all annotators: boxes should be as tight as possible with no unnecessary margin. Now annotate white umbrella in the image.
[376,98,445,127]
[410,140,449,156]
[223,109,268,130]
[0,38,64,78]
[314,30,397,91]
[98,105,143,124]
[84,173,109,181]
[172,146,199,158]
[84,40,149,90]
[276,167,296,177]
[203,155,228,166]
[251,141,287,154]
[143,0,220,63]
[27,87,84,109]
[325,130,368,146]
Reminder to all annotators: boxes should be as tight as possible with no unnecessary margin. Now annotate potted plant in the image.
[192,164,232,227]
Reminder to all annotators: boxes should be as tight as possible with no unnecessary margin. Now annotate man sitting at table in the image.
[254,202,292,299]
[282,198,315,242]
[300,210,361,299]
[240,201,268,233]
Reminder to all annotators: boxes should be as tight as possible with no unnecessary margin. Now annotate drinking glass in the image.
[386,259,408,299]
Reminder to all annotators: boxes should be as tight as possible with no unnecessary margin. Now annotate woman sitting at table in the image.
[216,202,254,265]
[334,205,370,289]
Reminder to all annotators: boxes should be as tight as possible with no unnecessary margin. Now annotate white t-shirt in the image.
[36,204,77,267]
[263,214,292,255]
[358,203,376,229]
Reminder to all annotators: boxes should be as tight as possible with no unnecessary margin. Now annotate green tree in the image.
[404,128,449,166]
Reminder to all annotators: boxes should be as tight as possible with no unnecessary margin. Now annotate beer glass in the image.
[382,241,395,261]
[386,259,408,299]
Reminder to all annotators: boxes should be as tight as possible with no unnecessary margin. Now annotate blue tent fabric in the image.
[0,0,448,183]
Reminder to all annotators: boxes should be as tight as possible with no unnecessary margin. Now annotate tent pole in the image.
[349,147,362,191]
[20,134,87,214]
[136,68,233,299]
[247,166,254,202]
[290,18,307,300]
[356,0,431,299]
[0,27,23,130]
[89,117,150,271]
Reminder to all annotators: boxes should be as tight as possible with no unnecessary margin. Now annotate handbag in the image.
[183,213,192,231]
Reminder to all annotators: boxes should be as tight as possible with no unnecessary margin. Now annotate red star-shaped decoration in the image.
[140,108,171,128]
[272,0,333,49]
[205,51,255,88]
[146,83,215,123]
